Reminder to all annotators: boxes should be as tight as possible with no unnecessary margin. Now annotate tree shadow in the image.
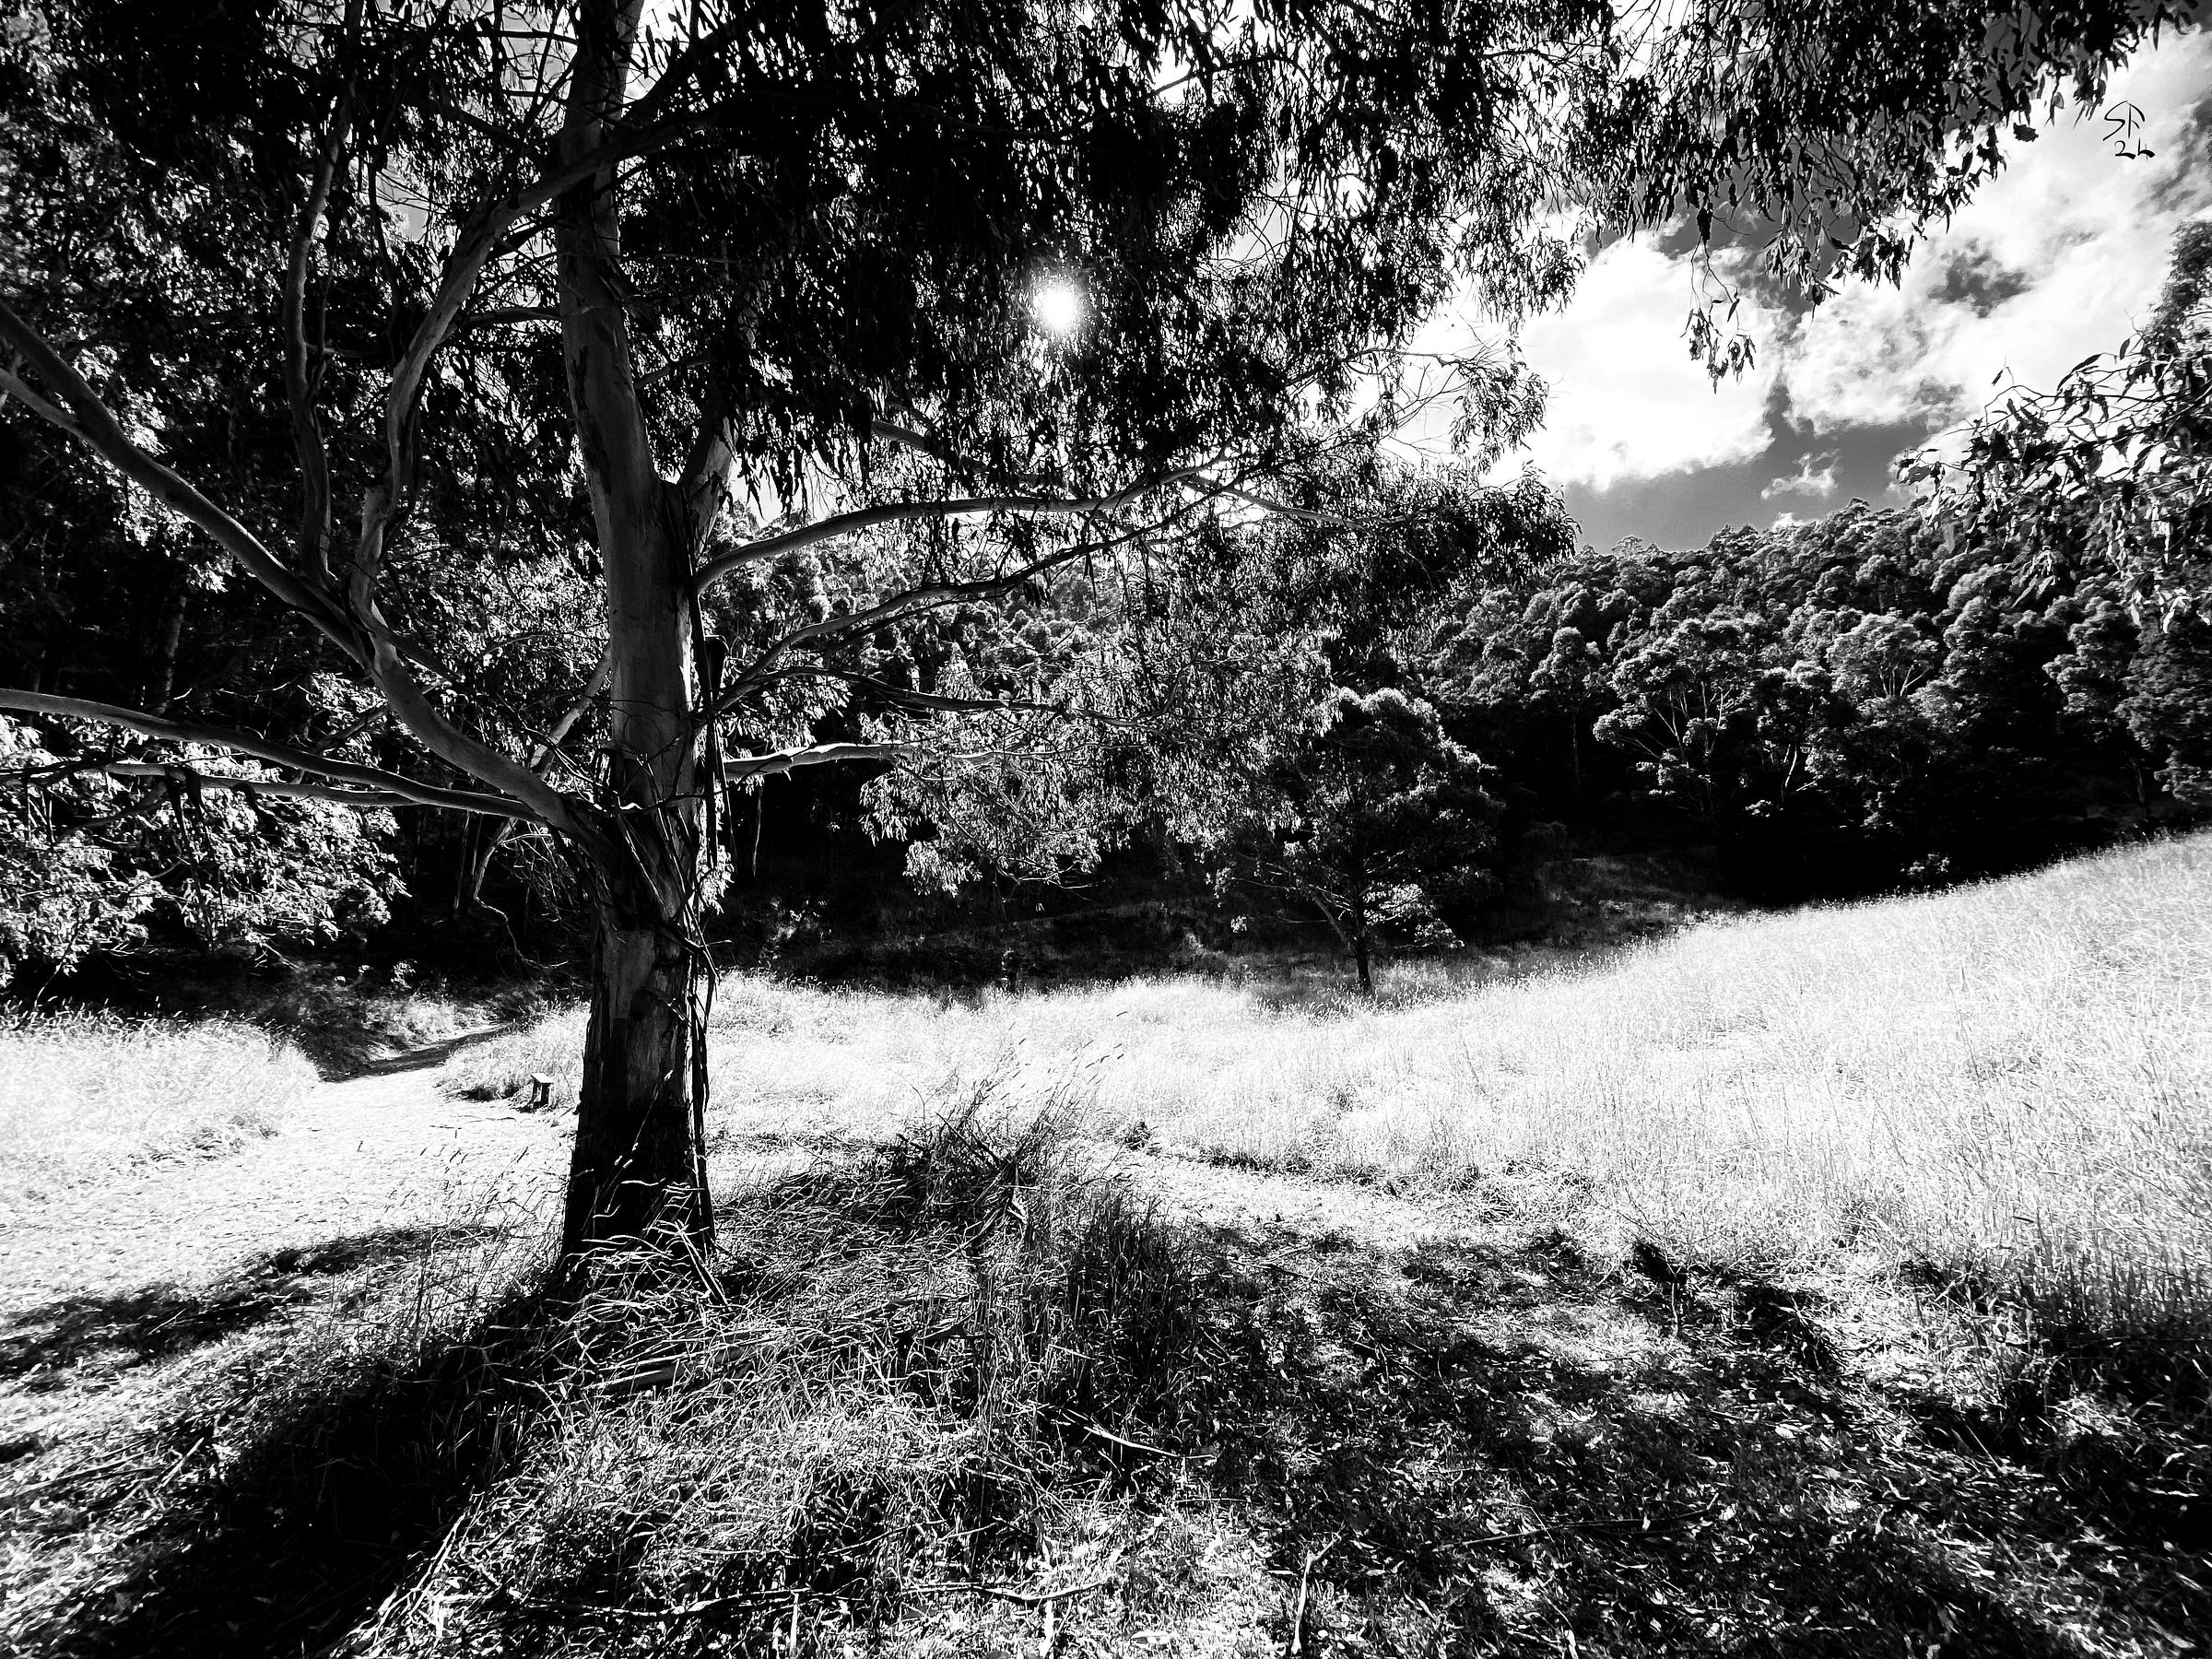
[0,1226,510,1385]
[12,1173,2206,1659]
[7,1279,559,1659]
[1158,1216,2211,1656]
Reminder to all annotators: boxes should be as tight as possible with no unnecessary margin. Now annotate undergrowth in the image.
[2,1091,1228,1657]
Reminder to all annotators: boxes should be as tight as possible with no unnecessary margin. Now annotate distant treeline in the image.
[1424,501,2210,900]
[724,499,2212,970]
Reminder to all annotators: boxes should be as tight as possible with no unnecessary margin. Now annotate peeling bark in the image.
[565,908,712,1255]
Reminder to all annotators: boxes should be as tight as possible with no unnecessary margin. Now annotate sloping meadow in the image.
[13,833,2209,1658]
[451,831,2212,1349]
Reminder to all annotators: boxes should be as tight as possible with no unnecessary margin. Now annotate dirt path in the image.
[0,1044,563,1322]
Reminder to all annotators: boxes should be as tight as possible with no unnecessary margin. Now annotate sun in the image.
[1030,276,1086,337]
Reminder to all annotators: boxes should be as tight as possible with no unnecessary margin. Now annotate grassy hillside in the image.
[458,830,2212,1343]
[11,836,2204,1658]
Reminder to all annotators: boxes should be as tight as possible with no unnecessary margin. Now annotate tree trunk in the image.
[554,0,715,1265]
[564,900,712,1257]
[1353,932,1373,995]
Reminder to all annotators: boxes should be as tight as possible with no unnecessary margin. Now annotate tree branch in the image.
[283,2,360,591]
[0,296,367,661]
[692,472,1192,596]
[530,649,611,776]
[0,361,82,432]
[86,761,489,815]
[376,128,697,520]
[719,501,1204,710]
[724,740,916,782]
[0,689,535,819]
[678,382,739,559]
[747,665,1065,718]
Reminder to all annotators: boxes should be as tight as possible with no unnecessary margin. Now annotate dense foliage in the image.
[1909,220,2212,613]
[1430,504,2212,898]
[875,487,2212,971]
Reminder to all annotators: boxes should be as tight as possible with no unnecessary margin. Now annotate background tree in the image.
[1909,221,2212,612]
[865,463,1574,977]
[1232,687,1500,992]
[1,0,2195,1262]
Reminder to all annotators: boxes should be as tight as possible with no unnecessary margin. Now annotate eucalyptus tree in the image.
[1907,224,2212,811]
[1908,221,2212,610]
[1233,686,1502,994]
[1,0,2197,1262]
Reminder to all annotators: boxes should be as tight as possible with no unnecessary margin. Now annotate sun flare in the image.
[1030,276,1086,336]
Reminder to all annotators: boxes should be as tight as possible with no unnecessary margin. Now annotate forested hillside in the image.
[1431,501,2212,898]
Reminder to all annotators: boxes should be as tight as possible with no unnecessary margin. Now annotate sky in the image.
[1458,31,2212,556]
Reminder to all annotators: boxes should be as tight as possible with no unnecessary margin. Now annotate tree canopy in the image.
[1908,219,2212,611]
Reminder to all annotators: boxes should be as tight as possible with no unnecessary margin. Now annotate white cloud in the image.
[1500,239,1784,489]
[1428,32,2212,495]
[1761,452,1839,500]
[1782,35,2212,434]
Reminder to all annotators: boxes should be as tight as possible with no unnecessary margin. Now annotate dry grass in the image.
[2,1094,1254,1658]
[448,831,2212,1347]
[12,1087,2206,1659]
[11,839,2211,1658]
[0,1011,316,1206]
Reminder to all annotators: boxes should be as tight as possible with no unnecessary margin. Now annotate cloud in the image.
[1500,239,1785,490]
[1760,452,1839,500]
[1417,33,2212,515]
[1781,35,2212,435]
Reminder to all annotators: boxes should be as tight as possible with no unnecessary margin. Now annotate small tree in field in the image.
[1237,687,1500,992]
[1,0,2193,1263]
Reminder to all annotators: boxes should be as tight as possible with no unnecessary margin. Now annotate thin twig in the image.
[505,1588,786,1621]
[1287,1535,1337,1655]
[906,1575,1113,1606]
[1465,1501,1718,1550]
[0,1456,148,1501]
[1082,1421,1195,1459]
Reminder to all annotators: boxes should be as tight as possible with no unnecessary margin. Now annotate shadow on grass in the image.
[7,1281,556,1659]
[1171,1217,2211,1657]
[11,1156,2208,1659]
[347,1026,531,1080]
[0,1227,509,1385]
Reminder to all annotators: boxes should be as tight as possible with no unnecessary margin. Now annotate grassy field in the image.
[0,1012,316,1207]
[453,830,2212,1346]
[7,835,2208,1658]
